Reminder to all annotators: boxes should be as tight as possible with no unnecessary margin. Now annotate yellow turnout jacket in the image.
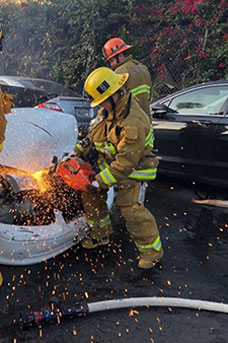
[75,91,158,189]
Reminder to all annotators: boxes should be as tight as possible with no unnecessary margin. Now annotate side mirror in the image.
[151,104,168,118]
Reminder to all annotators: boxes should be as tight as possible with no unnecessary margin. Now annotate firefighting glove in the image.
[84,146,98,164]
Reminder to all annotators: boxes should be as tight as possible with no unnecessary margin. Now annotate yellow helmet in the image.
[84,67,129,107]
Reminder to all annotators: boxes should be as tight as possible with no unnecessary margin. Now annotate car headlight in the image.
[1,169,51,193]
[3,173,39,193]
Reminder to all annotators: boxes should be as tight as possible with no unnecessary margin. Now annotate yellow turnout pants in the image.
[82,179,162,259]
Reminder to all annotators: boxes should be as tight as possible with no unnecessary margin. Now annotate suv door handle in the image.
[200,120,212,127]
[192,120,212,127]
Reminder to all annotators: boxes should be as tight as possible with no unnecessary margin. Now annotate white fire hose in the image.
[19,296,228,329]
[88,297,228,314]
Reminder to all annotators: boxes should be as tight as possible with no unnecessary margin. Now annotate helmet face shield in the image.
[84,67,129,107]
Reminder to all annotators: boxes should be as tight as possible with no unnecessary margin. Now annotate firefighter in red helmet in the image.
[103,37,152,118]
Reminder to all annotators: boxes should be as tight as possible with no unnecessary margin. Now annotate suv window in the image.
[168,86,228,115]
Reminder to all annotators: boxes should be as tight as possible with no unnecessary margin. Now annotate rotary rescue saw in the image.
[54,155,98,193]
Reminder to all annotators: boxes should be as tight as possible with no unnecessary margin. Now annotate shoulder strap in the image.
[123,93,132,119]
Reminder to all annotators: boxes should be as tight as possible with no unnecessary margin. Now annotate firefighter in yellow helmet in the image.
[74,67,163,269]
[103,37,152,118]
[0,87,12,286]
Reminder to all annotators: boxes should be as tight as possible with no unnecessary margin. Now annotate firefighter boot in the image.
[80,225,110,249]
[138,248,164,269]
[80,236,110,249]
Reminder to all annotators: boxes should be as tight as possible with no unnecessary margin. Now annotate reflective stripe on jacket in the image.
[130,84,150,99]
[94,141,116,156]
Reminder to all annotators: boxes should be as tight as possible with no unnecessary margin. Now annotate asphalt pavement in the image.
[0,176,228,343]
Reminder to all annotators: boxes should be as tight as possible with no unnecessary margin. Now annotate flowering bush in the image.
[129,0,228,98]
[0,0,227,95]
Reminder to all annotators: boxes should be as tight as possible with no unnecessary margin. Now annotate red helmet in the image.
[103,37,132,62]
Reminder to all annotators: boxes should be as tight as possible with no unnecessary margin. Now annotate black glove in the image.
[84,146,98,165]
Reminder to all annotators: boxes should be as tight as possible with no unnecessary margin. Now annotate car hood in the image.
[0,108,78,172]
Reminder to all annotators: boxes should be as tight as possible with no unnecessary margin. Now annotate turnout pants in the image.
[116,180,162,260]
[82,179,162,260]
[81,190,111,240]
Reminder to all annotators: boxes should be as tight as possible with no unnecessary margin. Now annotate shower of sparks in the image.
[129,309,139,317]
[32,169,50,192]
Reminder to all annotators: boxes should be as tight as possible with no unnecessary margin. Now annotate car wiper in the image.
[211,111,224,115]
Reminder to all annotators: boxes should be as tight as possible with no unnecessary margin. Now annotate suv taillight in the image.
[38,102,64,112]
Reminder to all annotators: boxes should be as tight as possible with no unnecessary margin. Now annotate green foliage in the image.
[0,0,227,97]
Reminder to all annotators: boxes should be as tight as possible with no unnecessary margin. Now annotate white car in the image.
[0,107,113,266]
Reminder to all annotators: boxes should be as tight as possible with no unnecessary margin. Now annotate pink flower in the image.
[157,9,163,15]
[219,0,227,7]
[223,33,228,41]
[183,6,190,14]
[190,4,198,14]
[150,47,160,58]
[169,29,175,36]
[169,4,181,13]
[200,50,207,58]
[21,1,29,7]
[160,73,167,79]
[219,62,225,68]
[157,65,165,71]
[163,27,170,33]
[194,18,204,26]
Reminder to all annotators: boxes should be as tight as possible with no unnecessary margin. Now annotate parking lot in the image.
[0,176,228,343]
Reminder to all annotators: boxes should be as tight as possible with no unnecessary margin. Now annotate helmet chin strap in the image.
[107,95,116,119]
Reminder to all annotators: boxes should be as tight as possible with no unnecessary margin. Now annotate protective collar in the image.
[106,90,131,121]
[112,55,133,71]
